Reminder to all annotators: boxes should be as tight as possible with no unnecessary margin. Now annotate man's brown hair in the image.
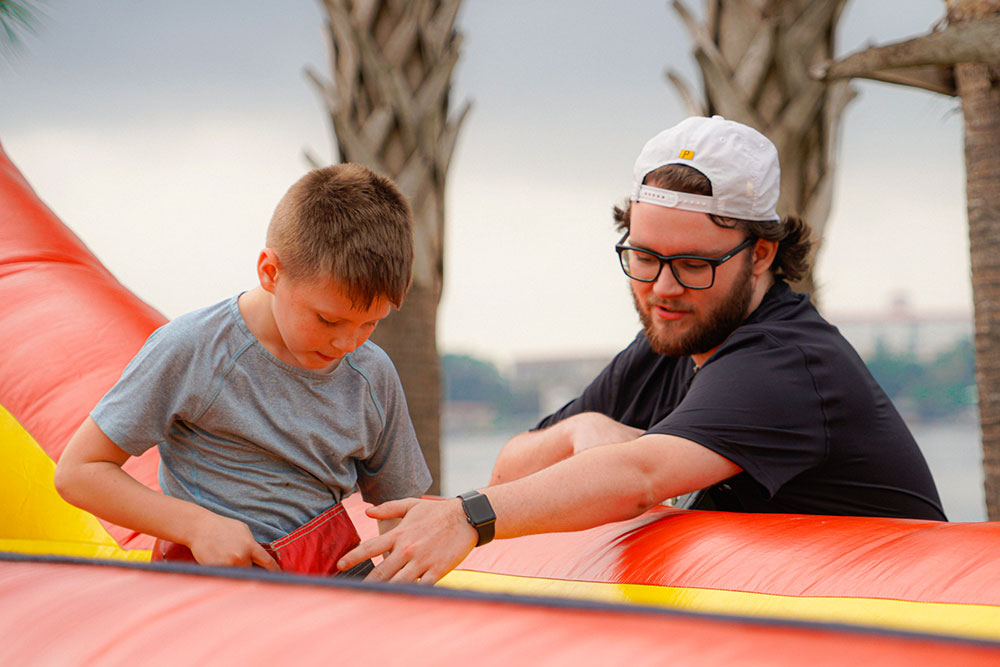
[613,164,813,283]
[267,163,414,308]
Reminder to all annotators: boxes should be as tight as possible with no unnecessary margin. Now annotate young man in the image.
[338,116,945,584]
[55,163,431,575]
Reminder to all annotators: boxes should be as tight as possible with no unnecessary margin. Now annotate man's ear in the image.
[257,248,281,293]
[752,239,778,277]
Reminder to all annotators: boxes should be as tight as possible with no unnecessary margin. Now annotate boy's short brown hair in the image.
[266,163,414,308]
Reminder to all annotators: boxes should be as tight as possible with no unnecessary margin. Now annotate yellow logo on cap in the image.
[678,149,695,160]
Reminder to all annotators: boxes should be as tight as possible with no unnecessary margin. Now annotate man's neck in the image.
[748,272,776,314]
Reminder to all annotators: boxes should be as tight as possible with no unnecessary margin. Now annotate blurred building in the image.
[510,354,615,417]
[826,293,972,361]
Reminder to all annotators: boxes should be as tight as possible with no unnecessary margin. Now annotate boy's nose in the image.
[331,328,363,354]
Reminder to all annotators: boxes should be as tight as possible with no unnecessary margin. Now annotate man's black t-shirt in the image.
[538,281,946,520]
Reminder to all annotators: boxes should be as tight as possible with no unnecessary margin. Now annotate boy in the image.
[55,163,432,576]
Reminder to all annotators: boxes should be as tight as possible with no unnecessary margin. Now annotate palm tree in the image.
[669,0,855,299]
[307,0,469,495]
[817,0,1000,519]
[0,0,39,58]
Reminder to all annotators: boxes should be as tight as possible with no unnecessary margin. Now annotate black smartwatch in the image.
[458,490,496,547]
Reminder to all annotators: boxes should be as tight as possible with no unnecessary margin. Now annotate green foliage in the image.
[442,354,510,404]
[441,353,539,425]
[866,337,976,420]
[866,339,924,397]
[0,0,41,59]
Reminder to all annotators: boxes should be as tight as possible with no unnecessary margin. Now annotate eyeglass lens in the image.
[619,249,714,288]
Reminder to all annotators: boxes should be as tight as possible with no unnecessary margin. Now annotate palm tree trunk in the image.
[814,0,1000,517]
[949,0,1000,519]
[670,0,854,301]
[308,0,470,495]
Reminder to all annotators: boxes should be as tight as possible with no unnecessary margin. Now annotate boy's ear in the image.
[257,248,281,293]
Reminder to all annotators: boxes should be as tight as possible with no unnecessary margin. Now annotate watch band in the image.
[458,490,496,547]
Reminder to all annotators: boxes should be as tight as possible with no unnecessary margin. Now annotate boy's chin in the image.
[308,352,343,370]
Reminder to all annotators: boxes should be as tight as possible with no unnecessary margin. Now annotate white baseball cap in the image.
[631,115,781,223]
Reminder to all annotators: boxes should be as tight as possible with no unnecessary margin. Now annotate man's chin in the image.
[646,327,689,357]
[646,319,720,358]
[648,339,685,357]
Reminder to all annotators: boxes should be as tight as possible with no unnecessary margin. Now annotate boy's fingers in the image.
[251,544,280,572]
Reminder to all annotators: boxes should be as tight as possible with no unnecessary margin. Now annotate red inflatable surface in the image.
[2,138,999,664]
[462,505,1000,606]
[0,142,165,549]
[3,555,1000,666]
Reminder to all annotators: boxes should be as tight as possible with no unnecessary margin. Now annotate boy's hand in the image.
[189,513,280,572]
[337,497,477,584]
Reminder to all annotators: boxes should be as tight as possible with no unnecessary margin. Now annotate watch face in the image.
[461,492,496,526]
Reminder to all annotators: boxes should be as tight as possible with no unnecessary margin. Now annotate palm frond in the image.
[0,0,42,52]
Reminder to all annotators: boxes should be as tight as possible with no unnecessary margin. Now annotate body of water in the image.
[441,418,987,522]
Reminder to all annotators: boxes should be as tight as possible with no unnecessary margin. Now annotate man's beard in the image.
[633,257,754,358]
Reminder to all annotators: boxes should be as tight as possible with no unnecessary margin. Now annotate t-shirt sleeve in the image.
[90,322,208,457]
[647,333,828,496]
[354,359,432,504]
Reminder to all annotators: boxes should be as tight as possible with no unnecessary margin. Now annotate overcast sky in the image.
[1,0,966,365]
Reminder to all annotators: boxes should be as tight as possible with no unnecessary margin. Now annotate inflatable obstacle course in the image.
[2,141,999,664]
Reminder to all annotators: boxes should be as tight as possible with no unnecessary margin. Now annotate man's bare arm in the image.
[490,412,643,485]
[341,433,740,583]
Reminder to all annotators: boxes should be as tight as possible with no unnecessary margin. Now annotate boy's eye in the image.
[318,314,336,325]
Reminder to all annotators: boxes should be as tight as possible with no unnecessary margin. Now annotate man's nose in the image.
[651,264,685,297]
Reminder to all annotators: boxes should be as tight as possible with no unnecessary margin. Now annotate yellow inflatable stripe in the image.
[0,539,151,561]
[441,570,1000,643]
[0,403,145,561]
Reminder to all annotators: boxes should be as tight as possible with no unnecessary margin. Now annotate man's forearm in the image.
[486,433,739,538]
[486,439,659,537]
[489,426,574,485]
[490,413,645,486]
[340,433,740,584]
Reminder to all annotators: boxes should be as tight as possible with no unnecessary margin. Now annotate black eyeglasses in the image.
[615,231,757,289]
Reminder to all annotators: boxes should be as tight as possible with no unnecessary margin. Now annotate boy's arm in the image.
[54,417,278,571]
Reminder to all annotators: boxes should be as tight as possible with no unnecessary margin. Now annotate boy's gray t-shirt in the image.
[91,295,431,542]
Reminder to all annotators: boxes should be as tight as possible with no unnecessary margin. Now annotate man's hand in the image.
[187,513,280,572]
[337,497,477,584]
